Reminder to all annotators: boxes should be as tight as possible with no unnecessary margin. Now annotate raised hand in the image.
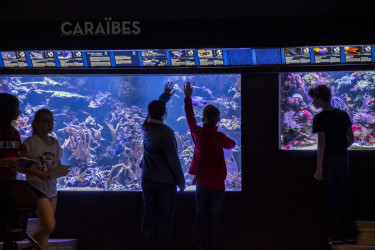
[184,82,193,97]
[164,82,176,97]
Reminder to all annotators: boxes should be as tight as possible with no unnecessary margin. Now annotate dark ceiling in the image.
[0,0,366,21]
[0,0,372,49]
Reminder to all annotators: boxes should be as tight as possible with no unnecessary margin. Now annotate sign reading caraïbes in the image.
[61,17,141,36]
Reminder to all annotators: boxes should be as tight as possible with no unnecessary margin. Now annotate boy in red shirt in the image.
[184,82,236,250]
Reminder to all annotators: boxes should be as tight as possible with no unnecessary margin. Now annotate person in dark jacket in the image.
[140,82,185,250]
[184,82,236,250]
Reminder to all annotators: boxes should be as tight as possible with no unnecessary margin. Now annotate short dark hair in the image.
[0,93,20,123]
[308,85,332,103]
[147,100,166,120]
[203,104,220,126]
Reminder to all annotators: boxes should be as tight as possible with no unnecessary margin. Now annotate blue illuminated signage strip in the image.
[253,48,281,65]
[0,45,374,68]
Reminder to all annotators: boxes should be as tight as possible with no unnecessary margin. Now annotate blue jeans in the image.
[323,156,356,240]
[141,178,177,250]
[192,186,225,250]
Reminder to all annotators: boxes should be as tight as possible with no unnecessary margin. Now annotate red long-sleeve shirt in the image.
[184,96,236,190]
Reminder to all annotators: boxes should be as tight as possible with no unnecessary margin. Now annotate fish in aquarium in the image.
[280,71,375,150]
[1,74,242,191]
[191,82,213,97]
[191,96,207,107]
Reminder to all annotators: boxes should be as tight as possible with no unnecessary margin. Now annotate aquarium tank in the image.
[0,74,241,191]
[280,70,375,150]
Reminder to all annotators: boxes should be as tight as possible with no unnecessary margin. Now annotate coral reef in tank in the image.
[280,71,375,149]
[1,74,241,191]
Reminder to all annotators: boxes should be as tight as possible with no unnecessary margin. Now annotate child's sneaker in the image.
[343,238,356,244]
[328,238,342,245]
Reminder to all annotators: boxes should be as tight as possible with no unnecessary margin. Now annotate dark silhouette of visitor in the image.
[184,82,236,250]
[309,84,356,245]
[0,93,22,181]
[140,82,185,250]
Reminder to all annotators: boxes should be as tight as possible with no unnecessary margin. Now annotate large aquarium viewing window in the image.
[280,70,375,150]
[1,74,241,191]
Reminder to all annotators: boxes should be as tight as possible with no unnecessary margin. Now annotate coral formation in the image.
[59,122,93,165]
[107,163,135,189]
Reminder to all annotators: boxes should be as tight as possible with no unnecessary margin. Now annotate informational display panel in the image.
[283,47,311,64]
[141,50,168,67]
[313,46,341,64]
[344,45,372,63]
[169,49,196,66]
[57,51,85,67]
[86,51,112,67]
[112,51,140,67]
[197,49,224,66]
[1,51,29,68]
[29,51,57,67]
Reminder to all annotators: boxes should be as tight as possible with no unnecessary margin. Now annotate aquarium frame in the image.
[278,66,375,151]
[1,71,243,192]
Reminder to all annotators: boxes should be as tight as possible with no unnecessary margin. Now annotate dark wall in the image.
[1,0,375,50]
[1,17,374,51]
[51,73,375,250]
[0,0,354,21]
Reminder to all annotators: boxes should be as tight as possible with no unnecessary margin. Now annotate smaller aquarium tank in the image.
[280,70,375,150]
[0,74,241,191]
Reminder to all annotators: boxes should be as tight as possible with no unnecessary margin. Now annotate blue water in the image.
[1,74,241,191]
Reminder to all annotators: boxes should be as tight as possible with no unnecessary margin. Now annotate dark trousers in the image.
[323,156,356,240]
[140,178,177,250]
[192,186,225,250]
